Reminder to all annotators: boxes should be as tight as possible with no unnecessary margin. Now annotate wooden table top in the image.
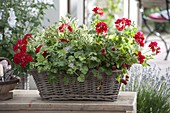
[0,90,137,112]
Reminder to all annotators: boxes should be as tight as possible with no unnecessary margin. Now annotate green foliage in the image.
[0,0,54,73]
[25,15,150,83]
[14,6,158,83]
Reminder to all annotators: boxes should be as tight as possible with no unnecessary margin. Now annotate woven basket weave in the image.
[31,70,122,101]
[0,78,19,94]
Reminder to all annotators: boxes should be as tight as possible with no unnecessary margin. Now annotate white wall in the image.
[124,0,140,28]
[42,0,68,27]
[70,0,84,26]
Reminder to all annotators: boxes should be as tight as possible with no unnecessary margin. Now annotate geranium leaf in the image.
[77,74,85,82]
[105,69,112,76]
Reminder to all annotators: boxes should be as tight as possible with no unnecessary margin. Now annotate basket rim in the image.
[0,78,19,85]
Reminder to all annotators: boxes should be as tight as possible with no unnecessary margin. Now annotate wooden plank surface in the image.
[0,90,137,113]
[0,111,125,113]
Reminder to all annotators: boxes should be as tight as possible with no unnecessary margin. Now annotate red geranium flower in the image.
[13,33,34,68]
[13,39,27,53]
[135,51,145,64]
[134,31,145,47]
[59,23,73,32]
[23,34,32,40]
[156,47,161,55]
[148,41,161,54]
[92,7,104,16]
[14,52,33,68]
[115,18,131,31]
[95,22,108,34]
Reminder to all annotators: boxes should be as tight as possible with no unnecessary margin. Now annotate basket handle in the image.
[0,57,16,82]
[0,57,13,69]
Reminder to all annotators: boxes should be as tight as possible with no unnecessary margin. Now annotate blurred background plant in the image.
[0,0,54,74]
[121,64,170,113]
[101,0,122,21]
[86,0,122,33]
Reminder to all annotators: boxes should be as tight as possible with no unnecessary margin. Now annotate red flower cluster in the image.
[13,34,33,68]
[92,7,104,16]
[59,23,73,32]
[115,18,131,31]
[134,31,145,47]
[13,39,27,53]
[95,22,108,34]
[14,52,33,68]
[149,41,161,55]
[92,7,107,34]
[135,51,145,64]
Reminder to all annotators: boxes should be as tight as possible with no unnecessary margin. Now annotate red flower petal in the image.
[23,34,32,40]
[92,7,104,16]
[134,32,145,47]
[136,51,145,64]
[59,23,73,32]
[95,22,108,34]
[148,41,160,54]
[35,45,42,53]
[42,50,48,58]
[121,79,127,85]
[59,38,70,43]
[115,18,131,31]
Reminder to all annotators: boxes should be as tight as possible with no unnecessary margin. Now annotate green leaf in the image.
[37,54,45,62]
[77,74,85,82]
[58,61,65,67]
[80,66,88,74]
[106,63,110,67]
[68,56,75,62]
[105,69,112,76]
[79,56,86,61]
[116,77,121,83]
[64,76,69,85]
[98,67,105,73]
[67,68,74,74]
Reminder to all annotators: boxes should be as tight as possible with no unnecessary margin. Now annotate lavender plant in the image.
[122,64,170,113]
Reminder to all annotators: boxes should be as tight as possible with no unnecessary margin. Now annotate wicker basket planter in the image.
[0,57,20,100]
[31,70,122,101]
[0,78,19,100]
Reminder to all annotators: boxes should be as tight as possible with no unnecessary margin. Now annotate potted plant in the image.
[0,57,19,100]
[13,7,160,101]
[0,0,54,89]
[0,0,54,74]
